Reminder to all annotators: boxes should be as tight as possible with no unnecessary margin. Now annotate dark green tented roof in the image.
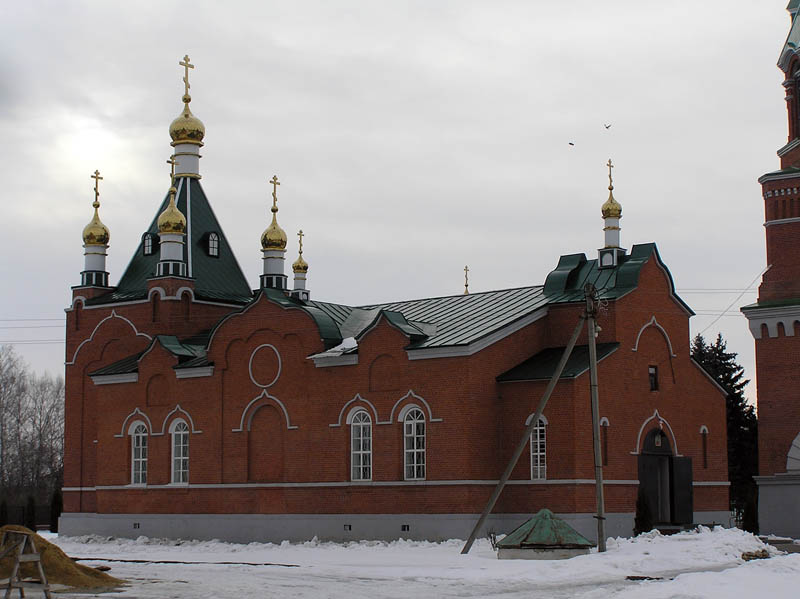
[497,343,620,383]
[87,177,252,306]
[497,509,594,549]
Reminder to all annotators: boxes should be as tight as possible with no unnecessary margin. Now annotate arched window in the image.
[700,425,709,470]
[142,233,154,256]
[530,417,546,480]
[208,232,219,257]
[404,408,426,480]
[350,410,372,481]
[600,417,610,466]
[171,420,189,484]
[130,422,148,485]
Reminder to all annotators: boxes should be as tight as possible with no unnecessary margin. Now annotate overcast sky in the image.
[0,1,791,402]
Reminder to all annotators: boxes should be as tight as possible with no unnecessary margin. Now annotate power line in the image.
[698,266,770,336]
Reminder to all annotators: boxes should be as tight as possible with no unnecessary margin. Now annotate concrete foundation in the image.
[59,511,729,544]
[756,473,800,538]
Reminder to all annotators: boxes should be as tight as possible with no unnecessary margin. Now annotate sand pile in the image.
[0,525,124,589]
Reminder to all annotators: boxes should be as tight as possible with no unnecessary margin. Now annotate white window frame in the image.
[129,421,148,485]
[170,419,189,484]
[403,408,426,481]
[530,416,547,480]
[143,233,154,256]
[208,232,219,257]
[350,410,372,482]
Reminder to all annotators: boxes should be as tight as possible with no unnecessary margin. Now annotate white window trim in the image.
[530,417,546,480]
[129,421,148,486]
[404,408,426,481]
[170,419,189,485]
[350,410,372,482]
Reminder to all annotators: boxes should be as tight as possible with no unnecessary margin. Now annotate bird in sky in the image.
[604,123,612,129]
[568,142,575,146]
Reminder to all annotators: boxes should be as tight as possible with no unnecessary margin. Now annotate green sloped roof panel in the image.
[497,342,620,382]
[497,509,594,549]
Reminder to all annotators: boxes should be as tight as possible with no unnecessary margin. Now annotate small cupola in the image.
[156,157,188,278]
[598,159,626,269]
[80,169,111,287]
[168,55,204,178]
[260,175,289,291]
[291,229,310,300]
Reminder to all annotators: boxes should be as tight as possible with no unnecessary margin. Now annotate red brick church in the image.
[61,57,729,542]
[743,1,800,538]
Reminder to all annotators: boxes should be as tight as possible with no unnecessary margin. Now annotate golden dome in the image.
[169,98,205,145]
[82,200,110,246]
[292,229,308,272]
[292,254,308,273]
[261,211,287,251]
[601,158,622,219]
[601,191,622,219]
[157,189,187,234]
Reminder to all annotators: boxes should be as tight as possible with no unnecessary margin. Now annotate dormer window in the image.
[142,233,155,256]
[208,232,219,257]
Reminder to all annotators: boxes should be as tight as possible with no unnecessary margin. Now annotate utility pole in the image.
[461,313,586,554]
[585,282,607,552]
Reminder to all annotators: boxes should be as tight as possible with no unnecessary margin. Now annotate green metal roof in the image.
[88,334,209,377]
[312,286,550,349]
[497,509,594,549]
[87,177,252,306]
[741,297,800,311]
[542,243,693,315]
[497,343,620,383]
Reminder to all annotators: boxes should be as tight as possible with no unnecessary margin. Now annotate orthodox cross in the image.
[297,229,304,254]
[270,175,281,211]
[179,54,194,98]
[464,265,469,295]
[91,170,103,206]
[606,158,614,190]
[166,156,177,183]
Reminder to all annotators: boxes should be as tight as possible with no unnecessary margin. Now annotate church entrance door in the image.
[638,428,694,526]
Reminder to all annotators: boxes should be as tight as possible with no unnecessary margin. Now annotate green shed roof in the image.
[497,343,620,383]
[497,509,594,549]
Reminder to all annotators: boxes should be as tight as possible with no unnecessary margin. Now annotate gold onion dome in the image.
[157,189,187,234]
[601,159,622,219]
[292,254,308,273]
[83,200,110,246]
[261,211,287,251]
[169,97,205,145]
[292,230,308,273]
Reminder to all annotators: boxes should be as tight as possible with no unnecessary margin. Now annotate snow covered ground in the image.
[39,527,800,598]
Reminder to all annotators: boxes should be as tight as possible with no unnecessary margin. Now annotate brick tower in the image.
[742,1,800,537]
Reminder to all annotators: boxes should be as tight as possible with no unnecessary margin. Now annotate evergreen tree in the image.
[691,333,758,531]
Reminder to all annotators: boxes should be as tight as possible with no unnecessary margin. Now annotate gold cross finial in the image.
[179,54,194,101]
[607,158,614,191]
[464,265,470,295]
[270,175,281,212]
[297,229,304,254]
[166,155,178,183]
[91,170,103,207]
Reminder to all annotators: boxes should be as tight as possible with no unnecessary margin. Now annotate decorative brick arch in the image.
[156,404,202,436]
[632,316,677,357]
[67,310,152,365]
[233,390,298,432]
[329,393,380,428]
[388,390,442,424]
[632,409,678,455]
[114,407,153,438]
